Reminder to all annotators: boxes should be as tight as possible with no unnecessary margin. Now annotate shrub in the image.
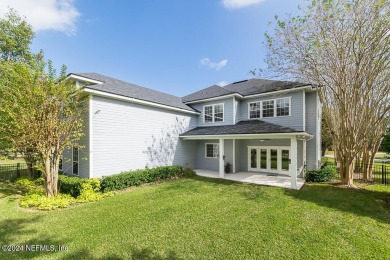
[58,174,87,197]
[225,162,232,174]
[183,168,196,177]
[14,177,45,195]
[77,178,114,202]
[20,193,75,210]
[100,165,185,192]
[306,165,338,182]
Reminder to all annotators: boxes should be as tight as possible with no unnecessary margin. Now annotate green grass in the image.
[325,150,390,160]
[0,158,25,165]
[0,177,389,259]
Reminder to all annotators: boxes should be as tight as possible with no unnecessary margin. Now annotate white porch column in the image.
[232,139,236,173]
[290,136,298,189]
[219,138,225,178]
[303,139,307,177]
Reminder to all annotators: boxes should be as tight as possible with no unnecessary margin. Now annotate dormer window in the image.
[204,103,224,123]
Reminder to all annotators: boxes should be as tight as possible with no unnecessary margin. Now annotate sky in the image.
[0,0,306,97]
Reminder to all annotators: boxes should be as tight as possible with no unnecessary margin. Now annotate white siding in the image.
[61,108,89,178]
[91,95,197,178]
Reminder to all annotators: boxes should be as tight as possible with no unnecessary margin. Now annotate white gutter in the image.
[180,132,312,140]
[243,85,313,99]
[184,93,243,104]
[83,88,200,115]
[66,74,104,85]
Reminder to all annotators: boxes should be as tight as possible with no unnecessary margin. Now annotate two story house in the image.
[62,73,321,189]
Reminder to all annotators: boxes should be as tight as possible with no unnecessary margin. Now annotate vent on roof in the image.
[232,80,248,84]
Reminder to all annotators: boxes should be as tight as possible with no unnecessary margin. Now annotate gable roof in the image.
[70,72,197,113]
[181,85,237,103]
[182,78,311,103]
[180,120,304,137]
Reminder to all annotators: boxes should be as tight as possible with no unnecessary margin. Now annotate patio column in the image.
[232,139,235,173]
[219,138,224,178]
[290,136,298,189]
[303,138,307,177]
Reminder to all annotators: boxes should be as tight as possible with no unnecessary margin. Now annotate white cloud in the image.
[217,81,229,87]
[222,0,267,9]
[0,0,80,35]
[200,58,228,71]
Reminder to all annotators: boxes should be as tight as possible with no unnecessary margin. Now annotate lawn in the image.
[0,158,25,165]
[0,177,389,259]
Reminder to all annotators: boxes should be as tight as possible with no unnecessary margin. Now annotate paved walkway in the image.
[195,169,305,190]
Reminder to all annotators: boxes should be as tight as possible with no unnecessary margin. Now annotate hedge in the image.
[100,166,193,192]
[58,174,87,197]
[305,165,337,182]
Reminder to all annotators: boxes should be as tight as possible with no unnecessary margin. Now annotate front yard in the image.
[0,177,389,259]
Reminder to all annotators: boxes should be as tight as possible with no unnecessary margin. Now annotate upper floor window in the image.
[248,97,291,119]
[204,103,224,123]
[276,97,290,116]
[249,102,261,119]
[262,100,274,118]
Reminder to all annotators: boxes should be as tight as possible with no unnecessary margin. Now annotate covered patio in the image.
[195,169,305,190]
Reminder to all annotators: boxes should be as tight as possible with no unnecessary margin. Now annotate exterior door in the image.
[248,146,291,175]
[248,148,258,171]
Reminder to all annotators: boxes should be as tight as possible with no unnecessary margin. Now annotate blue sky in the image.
[0,0,306,96]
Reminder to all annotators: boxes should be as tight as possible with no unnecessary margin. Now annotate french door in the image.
[248,146,291,175]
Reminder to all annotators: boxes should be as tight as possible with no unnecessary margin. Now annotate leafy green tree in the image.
[0,8,35,63]
[264,0,390,186]
[0,10,89,196]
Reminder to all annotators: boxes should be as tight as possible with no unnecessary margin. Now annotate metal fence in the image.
[0,163,28,181]
[324,162,389,185]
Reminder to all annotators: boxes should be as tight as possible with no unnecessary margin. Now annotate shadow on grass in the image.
[0,216,74,260]
[0,181,22,199]
[60,246,180,260]
[284,184,390,224]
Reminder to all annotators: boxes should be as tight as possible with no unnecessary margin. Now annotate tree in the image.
[0,9,43,177]
[0,8,35,63]
[0,61,89,196]
[264,0,390,186]
[379,127,390,154]
[321,111,333,156]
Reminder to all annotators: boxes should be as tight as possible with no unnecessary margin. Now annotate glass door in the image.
[260,149,267,170]
[281,150,290,171]
[270,149,278,170]
[248,146,291,174]
[248,148,258,171]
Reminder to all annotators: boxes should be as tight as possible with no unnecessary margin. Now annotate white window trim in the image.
[205,143,219,159]
[248,97,292,119]
[72,146,79,176]
[203,103,225,123]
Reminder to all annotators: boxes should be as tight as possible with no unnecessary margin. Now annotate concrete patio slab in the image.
[195,169,305,190]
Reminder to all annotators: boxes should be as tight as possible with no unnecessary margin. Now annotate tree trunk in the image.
[43,147,60,197]
[340,160,354,186]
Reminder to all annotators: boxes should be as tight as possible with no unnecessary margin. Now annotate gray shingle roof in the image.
[181,85,236,103]
[180,120,304,136]
[71,72,197,113]
[224,78,308,96]
[182,78,310,103]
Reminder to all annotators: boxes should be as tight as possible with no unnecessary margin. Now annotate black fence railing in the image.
[324,162,389,185]
[0,163,28,181]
